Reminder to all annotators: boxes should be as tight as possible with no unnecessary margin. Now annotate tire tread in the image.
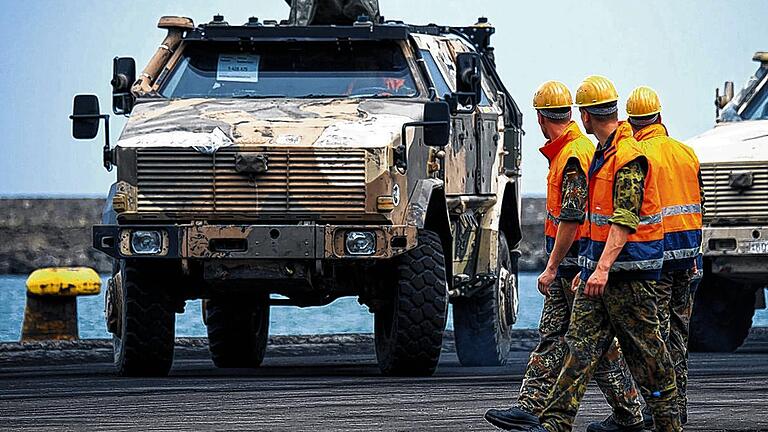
[376,230,448,376]
[116,263,176,377]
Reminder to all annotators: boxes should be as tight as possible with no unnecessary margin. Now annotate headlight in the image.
[131,230,162,255]
[345,231,376,256]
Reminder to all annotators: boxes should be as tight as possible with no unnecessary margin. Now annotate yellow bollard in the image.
[22,267,102,341]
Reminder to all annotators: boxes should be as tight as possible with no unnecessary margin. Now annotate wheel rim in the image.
[498,267,512,332]
[112,274,127,364]
[506,272,518,325]
[496,239,517,331]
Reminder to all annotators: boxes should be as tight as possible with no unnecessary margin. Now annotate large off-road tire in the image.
[112,260,177,377]
[689,269,756,353]
[206,297,270,368]
[374,230,448,376]
[453,232,517,366]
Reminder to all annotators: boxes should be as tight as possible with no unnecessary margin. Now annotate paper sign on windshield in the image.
[217,54,260,83]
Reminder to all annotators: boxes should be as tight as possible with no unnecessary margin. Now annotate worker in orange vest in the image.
[487,76,681,432]
[590,87,703,431]
[485,81,642,431]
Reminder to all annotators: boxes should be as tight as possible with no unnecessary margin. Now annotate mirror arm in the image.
[396,122,417,172]
[102,115,112,172]
[715,88,721,118]
[112,91,135,116]
[445,93,477,115]
[397,121,451,172]
[69,113,113,171]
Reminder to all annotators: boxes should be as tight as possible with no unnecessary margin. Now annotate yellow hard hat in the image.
[626,86,662,117]
[533,80,572,110]
[575,75,619,108]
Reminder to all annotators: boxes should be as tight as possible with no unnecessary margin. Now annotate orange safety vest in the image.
[636,123,703,271]
[540,121,594,276]
[580,122,664,280]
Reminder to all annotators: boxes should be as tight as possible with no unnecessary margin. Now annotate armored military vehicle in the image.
[70,1,523,376]
[687,51,768,351]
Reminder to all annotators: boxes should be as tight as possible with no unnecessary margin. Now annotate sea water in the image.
[1,274,765,342]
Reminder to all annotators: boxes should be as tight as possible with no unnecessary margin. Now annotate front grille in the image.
[135,148,367,215]
[701,161,768,224]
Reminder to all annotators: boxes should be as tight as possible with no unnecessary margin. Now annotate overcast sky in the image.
[1,0,767,197]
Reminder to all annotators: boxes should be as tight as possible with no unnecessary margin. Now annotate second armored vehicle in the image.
[687,51,768,351]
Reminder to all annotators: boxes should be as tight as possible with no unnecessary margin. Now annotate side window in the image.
[420,50,452,99]
[479,88,492,106]
[479,64,497,107]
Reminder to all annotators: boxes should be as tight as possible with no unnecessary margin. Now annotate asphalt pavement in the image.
[1,332,767,431]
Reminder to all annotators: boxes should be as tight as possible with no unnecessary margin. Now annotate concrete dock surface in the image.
[1,330,767,431]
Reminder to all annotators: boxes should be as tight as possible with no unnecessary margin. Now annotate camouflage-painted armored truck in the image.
[70,3,524,377]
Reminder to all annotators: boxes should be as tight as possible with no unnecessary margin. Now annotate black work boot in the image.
[643,407,688,429]
[643,404,688,428]
[642,406,653,429]
[484,406,541,431]
[586,414,644,432]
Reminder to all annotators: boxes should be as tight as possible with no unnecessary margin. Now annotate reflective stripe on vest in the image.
[663,204,701,217]
[588,212,662,227]
[540,121,594,270]
[636,124,703,270]
[580,122,664,280]
[663,229,702,260]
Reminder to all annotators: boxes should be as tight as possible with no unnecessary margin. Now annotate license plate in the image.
[748,241,768,254]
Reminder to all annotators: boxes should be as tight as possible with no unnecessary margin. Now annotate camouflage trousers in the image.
[540,278,681,432]
[517,277,642,426]
[645,270,696,419]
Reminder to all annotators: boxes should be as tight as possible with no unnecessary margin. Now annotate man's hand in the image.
[537,267,557,296]
[570,272,581,293]
[584,267,609,298]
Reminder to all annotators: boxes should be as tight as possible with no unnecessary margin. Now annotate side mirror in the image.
[446,52,483,114]
[455,52,482,105]
[111,57,136,115]
[71,95,102,139]
[70,94,113,171]
[716,81,735,109]
[422,101,451,147]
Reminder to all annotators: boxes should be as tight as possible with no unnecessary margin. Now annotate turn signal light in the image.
[377,196,395,212]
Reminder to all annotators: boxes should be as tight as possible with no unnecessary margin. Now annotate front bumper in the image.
[704,226,768,281]
[93,224,417,260]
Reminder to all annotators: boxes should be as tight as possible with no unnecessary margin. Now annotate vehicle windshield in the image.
[160,41,418,99]
[720,65,768,122]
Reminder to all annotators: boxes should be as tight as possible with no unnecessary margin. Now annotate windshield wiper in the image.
[297,94,337,99]
[231,94,287,99]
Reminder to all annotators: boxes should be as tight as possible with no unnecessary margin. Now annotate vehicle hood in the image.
[686,120,768,164]
[117,98,423,153]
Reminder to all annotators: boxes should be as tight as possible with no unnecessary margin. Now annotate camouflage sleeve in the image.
[559,158,588,223]
[608,158,647,232]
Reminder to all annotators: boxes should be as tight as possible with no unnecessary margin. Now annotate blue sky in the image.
[1,0,766,197]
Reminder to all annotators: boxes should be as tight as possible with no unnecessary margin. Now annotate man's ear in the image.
[580,109,589,124]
